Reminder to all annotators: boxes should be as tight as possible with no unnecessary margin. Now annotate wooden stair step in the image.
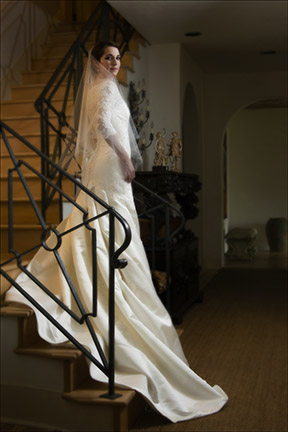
[22,69,54,85]
[1,115,60,136]
[1,197,61,225]
[11,82,74,100]
[0,260,30,301]
[1,99,36,117]
[0,301,145,404]
[0,301,33,317]
[63,380,136,405]
[1,132,55,152]
[1,98,73,117]
[1,224,47,254]
[0,175,74,199]
[63,379,146,431]
[14,340,83,360]
[32,56,69,70]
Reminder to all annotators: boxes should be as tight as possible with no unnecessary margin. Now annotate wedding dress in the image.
[6,54,228,423]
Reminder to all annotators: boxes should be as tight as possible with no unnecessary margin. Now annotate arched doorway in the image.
[223,99,287,262]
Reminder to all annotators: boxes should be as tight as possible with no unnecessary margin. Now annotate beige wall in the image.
[137,43,287,269]
[147,44,181,169]
[226,107,287,251]
[201,71,286,269]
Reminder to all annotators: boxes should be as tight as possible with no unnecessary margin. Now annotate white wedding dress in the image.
[6,79,228,423]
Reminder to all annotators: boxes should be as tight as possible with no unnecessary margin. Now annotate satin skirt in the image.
[6,154,228,422]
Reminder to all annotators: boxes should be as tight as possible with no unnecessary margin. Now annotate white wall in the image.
[121,42,152,170]
[180,46,204,264]
[202,71,287,269]
[145,44,181,169]
[131,41,287,269]
[227,107,287,250]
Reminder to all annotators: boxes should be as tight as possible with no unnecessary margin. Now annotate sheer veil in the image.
[62,49,142,185]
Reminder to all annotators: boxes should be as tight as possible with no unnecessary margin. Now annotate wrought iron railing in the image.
[0,120,132,399]
[34,0,136,221]
[133,181,185,314]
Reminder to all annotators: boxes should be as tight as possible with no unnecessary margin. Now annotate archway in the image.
[223,99,287,261]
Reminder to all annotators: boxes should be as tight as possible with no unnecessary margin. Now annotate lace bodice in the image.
[87,80,130,150]
[82,80,132,199]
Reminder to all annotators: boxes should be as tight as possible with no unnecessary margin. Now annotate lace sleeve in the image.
[87,81,117,139]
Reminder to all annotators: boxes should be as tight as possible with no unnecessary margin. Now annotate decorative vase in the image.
[265,218,287,252]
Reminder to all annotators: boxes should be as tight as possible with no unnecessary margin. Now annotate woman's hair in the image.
[91,40,120,61]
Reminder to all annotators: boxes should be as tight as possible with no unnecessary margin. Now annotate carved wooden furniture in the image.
[133,171,202,322]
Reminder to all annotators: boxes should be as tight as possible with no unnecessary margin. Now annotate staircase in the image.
[1,16,149,431]
[1,301,145,431]
[0,20,144,264]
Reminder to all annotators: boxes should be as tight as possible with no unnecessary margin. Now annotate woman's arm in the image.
[90,82,135,183]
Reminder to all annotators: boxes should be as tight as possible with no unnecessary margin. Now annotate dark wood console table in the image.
[133,170,202,322]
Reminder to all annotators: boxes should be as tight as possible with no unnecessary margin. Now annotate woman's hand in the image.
[120,155,135,183]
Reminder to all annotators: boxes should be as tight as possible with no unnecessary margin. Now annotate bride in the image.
[6,41,228,423]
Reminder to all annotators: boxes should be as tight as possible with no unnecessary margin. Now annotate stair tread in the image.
[0,173,40,179]
[23,69,58,74]
[14,340,83,360]
[1,172,71,178]
[11,82,66,89]
[1,223,46,228]
[1,197,58,202]
[0,301,34,317]
[2,115,40,120]
[1,97,70,103]
[63,379,137,406]
[1,152,48,157]
[2,114,56,120]
[2,131,56,136]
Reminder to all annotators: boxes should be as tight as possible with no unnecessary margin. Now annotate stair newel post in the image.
[165,206,171,314]
[100,211,121,400]
[109,211,116,397]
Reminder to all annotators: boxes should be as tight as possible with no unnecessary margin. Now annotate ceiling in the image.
[108,0,288,74]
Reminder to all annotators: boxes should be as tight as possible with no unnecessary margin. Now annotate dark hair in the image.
[91,40,120,61]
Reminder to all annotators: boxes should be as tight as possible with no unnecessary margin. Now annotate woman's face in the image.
[100,46,121,76]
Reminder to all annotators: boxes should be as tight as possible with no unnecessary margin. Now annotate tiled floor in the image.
[224,250,287,269]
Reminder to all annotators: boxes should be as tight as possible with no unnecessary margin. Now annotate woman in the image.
[6,41,228,423]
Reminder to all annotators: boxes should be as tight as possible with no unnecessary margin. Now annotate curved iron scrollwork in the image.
[1,120,132,399]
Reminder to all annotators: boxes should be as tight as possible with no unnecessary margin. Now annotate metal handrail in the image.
[1,120,132,399]
[132,180,186,313]
[34,0,136,221]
